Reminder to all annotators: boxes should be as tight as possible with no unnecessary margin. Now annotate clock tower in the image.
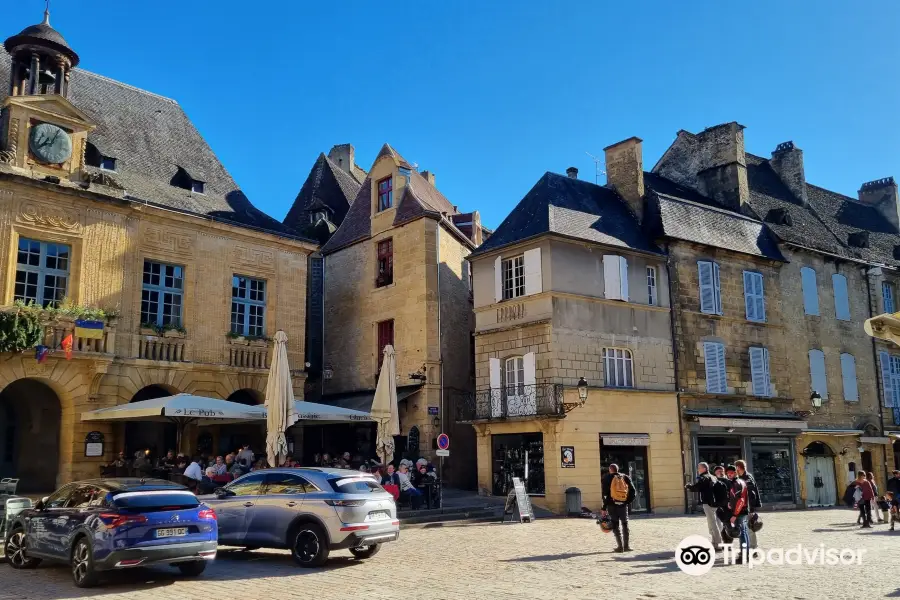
[0,6,94,176]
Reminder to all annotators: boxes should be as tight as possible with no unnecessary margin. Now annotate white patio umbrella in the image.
[265,330,298,467]
[371,344,400,465]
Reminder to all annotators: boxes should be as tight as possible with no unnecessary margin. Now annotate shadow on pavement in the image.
[609,551,672,562]
[885,589,900,598]
[500,551,607,562]
[621,561,681,576]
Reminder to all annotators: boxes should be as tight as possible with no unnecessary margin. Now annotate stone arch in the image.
[226,388,264,406]
[803,441,835,456]
[0,377,63,492]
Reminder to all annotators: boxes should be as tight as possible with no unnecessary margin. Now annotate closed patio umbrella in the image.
[265,330,297,467]
[371,344,400,465]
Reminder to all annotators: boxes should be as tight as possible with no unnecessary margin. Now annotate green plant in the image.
[14,298,112,322]
[246,334,270,342]
[0,305,44,353]
[226,331,242,339]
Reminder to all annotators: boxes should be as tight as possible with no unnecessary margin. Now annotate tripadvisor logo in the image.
[675,535,715,576]
[675,536,868,574]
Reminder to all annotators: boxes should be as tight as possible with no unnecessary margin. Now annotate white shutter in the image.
[749,346,770,397]
[463,260,471,291]
[743,271,765,322]
[523,352,536,387]
[713,263,722,314]
[489,357,502,417]
[698,261,714,314]
[808,349,828,400]
[879,351,894,408]
[494,256,502,303]
[832,274,850,321]
[522,352,537,415]
[801,267,819,315]
[619,256,629,301]
[604,255,623,301]
[704,342,726,394]
[840,353,858,402]
[523,248,542,296]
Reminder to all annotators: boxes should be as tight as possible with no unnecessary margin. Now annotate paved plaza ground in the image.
[0,508,897,599]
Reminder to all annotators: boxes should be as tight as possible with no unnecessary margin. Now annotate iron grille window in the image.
[502,255,525,300]
[377,176,393,211]
[377,239,393,287]
[14,237,70,308]
[231,275,266,337]
[602,348,634,388]
[141,259,184,327]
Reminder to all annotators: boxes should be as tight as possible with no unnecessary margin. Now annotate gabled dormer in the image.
[369,143,413,237]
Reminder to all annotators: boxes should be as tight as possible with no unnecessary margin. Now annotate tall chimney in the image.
[327,144,356,177]
[769,141,807,205]
[566,166,578,179]
[859,177,900,232]
[604,137,644,221]
[422,170,436,186]
[694,122,749,211]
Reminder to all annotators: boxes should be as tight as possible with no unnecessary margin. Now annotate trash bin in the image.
[565,487,582,516]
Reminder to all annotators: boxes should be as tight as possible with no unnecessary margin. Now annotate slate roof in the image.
[5,20,78,65]
[471,171,661,257]
[320,144,468,254]
[282,153,361,232]
[0,47,300,238]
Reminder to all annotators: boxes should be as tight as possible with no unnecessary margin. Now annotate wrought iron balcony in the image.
[455,382,564,422]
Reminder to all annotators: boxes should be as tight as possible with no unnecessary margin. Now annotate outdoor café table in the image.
[418,479,441,509]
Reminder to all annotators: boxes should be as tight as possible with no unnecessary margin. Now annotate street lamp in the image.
[577,377,589,405]
[810,391,823,410]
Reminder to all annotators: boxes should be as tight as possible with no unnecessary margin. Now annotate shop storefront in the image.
[600,434,651,512]
[491,432,545,496]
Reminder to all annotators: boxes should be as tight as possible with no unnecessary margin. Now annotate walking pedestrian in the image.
[735,460,760,549]
[724,464,750,562]
[601,464,637,553]
[887,470,900,498]
[685,462,722,547]
[867,472,884,523]
[854,471,875,528]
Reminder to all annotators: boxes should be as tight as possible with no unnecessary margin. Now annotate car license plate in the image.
[155,527,188,538]
[365,511,390,522]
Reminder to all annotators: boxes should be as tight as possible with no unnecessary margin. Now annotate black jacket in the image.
[712,477,730,508]
[739,471,762,509]
[602,472,637,509]
[686,472,717,505]
[887,476,900,497]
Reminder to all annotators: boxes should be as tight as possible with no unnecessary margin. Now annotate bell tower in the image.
[4,3,80,98]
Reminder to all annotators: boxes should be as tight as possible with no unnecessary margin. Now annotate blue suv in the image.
[4,478,217,588]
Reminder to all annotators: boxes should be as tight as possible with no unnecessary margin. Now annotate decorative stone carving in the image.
[16,201,82,233]
[143,226,194,255]
[233,245,275,272]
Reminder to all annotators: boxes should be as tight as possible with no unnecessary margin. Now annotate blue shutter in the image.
[808,349,828,400]
[880,351,894,408]
[713,263,722,314]
[801,267,819,316]
[832,274,850,321]
[743,271,765,322]
[883,282,895,314]
[698,262,714,314]
[704,342,726,393]
[840,353,858,402]
[749,347,770,396]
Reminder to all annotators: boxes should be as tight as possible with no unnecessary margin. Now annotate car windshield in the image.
[328,477,384,494]
[112,490,200,510]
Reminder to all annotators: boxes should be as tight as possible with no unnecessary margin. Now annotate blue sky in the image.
[8,1,899,229]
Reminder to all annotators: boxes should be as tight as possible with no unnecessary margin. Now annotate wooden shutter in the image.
[743,271,765,321]
[377,320,394,370]
[832,274,850,320]
[704,342,725,393]
[619,256,629,301]
[489,357,502,418]
[879,351,894,408]
[524,248,542,296]
[749,347,770,397]
[808,349,828,400]
[698,261,718,314]
[604,255,623,300]
[713,263,721,314]
[801,267,819,315]
[494,256,502,303]
[840,353,858,402]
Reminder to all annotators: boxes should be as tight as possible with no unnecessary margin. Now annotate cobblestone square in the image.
[0,508,897,599]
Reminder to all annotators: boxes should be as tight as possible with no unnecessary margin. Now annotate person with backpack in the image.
[685,462,722,546]
[854,471,875,528]
[724,464,750,562]
[735,460,760,549]
[601,463,637,553]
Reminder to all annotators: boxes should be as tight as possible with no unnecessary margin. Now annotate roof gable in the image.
[282,153,361,233]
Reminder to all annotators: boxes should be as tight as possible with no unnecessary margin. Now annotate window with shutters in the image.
[646,266,657,305]
[883,282,895,314]
[749,347,771,397]
[603,255,629,301]
[697,261,722,315]
[14,237,70,308]
[602,348,634,388]
[840,353,858,402]
[502,255,525,300]
[800,267,819,316]
[377,319,394,371]
[743,271,766,322]
[703,341,727,393]
[879,352,900,409]
[505,356,525,397]
[832,274,850,320]
[808,349,828,400]
[376,239,393,287]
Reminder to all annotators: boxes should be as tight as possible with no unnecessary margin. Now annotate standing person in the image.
[601,464,637,553]
[886,491,900,531]
[854,471,875,528]
[237,443,255,466]
[685,462,722,547]
[735,460,760,549]
[724,465,750,562]
[887,470,900,498]
[867,472,884,523]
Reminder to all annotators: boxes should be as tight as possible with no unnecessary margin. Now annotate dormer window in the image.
[99,156,116,171]
[191,180,205,194]
[377,176,393,212]
[309,211,327,224]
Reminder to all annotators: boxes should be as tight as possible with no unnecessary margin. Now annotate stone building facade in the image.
[0,14,314,491]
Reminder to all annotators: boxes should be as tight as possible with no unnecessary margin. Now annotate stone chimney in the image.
[769,141,807,205]
[603,137,644,221]
[422,170,436,186]
[694,122,749,211]
[859,177,900,232]
[327,144,356,177]
[566,166,578,179]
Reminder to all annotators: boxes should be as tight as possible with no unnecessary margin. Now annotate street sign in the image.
[436,449,450,457]
[437,433,450,450]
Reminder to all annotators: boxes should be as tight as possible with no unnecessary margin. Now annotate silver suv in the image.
[201,468,398,566]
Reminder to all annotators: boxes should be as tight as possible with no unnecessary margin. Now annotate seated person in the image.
[184,456,204,482]
[198,467,220,495]
[396,463,423,509]
[157,450,177,471]
[212,456,227,476]
[381,464,398,486]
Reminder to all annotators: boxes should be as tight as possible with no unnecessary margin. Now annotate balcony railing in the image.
[228,339,270,369]
[455,383,564,422]
[43,318,115,355]
[137,332,186,362]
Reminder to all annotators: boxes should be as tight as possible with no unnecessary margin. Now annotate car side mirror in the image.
[34,496,49,511]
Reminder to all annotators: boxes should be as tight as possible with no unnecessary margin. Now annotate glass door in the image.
[750,440,795,504]
[600,444,650,513]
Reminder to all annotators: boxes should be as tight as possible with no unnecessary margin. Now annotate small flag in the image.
[61,333,73,360]
[35,345,49,363]
[74,319,104,340]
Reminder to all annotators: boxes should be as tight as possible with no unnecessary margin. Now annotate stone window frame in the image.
[697,260,722,315]
[832,273,850,321]
[14,236,70,308]
[504,355,526,397]
[377,175,393,212]
[501,255,525,300]
[839,352,859,402]
[230,274,267,337]
[808,348,828,401]
[800,266,820,316]
[703,340,727,394]
[748,346,771,397]
[376,238,393,288]
[602,347,634,388]
[141,258,184,327]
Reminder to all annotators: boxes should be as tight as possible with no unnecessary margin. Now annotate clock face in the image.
[29,122,72,165]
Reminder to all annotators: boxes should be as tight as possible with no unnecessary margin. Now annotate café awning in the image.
[80,393,264,426]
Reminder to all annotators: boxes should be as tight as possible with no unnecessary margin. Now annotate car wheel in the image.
[290,523,329,567]
[349,544,381,560]
[71,538,98,588]
[176,561,207,577]
[4,528,41,569]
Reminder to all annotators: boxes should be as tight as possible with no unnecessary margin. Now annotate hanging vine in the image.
[0,306,44,353]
